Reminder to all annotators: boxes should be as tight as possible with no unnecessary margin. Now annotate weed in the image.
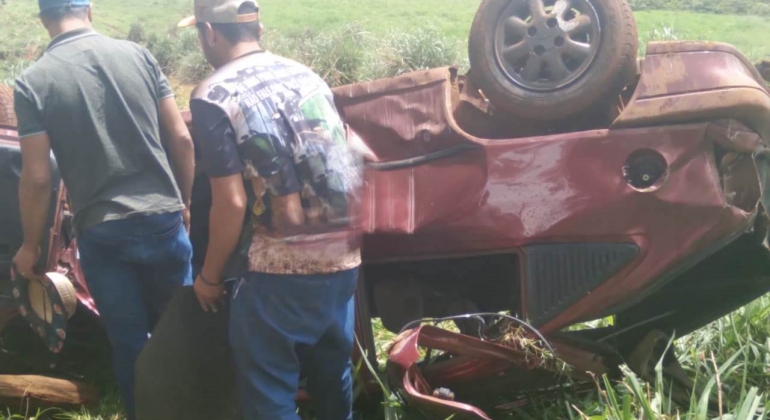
[167,30,210,84]
[173,48,210,85]
[151,23,465,87]
[369,26,467,80]
[126,23,146,44]
[144,33,176,74]
[630,0,770,17]
[264,25,370,87]
[142,29,210,85]
[637,24,686,55]
[1,60,33,86]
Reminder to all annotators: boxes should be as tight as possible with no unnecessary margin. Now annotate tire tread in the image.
[468,0,639,122]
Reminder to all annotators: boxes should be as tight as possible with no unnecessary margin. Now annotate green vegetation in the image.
[4,0,770,88]
[2,297,769,419]
[630,0,770,16]
[635,11,770,59]
[511,297,770,420]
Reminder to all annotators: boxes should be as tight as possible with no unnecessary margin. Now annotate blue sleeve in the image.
[190,99,244,178]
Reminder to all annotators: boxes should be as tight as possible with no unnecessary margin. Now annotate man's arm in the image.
[13,133,52,278]
[201,174,247,282]
[12,80,52,279]
[189,98,247,312]
[193,173,247,312]
[158,97,195,217]
[145,47,195,220]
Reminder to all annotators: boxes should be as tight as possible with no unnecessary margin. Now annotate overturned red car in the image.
[3,0,770,417]
[338,40,770,417]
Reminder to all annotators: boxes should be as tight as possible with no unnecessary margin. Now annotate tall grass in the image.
[263,25,371,87]
[0,23,464,88]
[635,24,709,56]
[1,60,33,86]
[489,297,770,420]
[678,297,770,400]
[19,312,765,420]
[144,29,210,85]
[362,298,770,420]
[367,26,469,79]
[131,23,466,89]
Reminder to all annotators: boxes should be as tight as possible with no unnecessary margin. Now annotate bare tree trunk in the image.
[0,375,99,407]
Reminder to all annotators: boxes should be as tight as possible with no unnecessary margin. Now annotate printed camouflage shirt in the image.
[190,51,363,275]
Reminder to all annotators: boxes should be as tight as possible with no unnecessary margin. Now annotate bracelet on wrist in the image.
[199,273,223,286]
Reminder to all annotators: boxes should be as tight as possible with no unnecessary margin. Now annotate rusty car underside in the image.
[334,41,770,418]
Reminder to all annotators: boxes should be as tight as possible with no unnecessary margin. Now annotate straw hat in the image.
[11,270,78,354]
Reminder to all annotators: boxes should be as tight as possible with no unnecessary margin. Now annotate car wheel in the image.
[0,84,15,127]
[468,0,638,122]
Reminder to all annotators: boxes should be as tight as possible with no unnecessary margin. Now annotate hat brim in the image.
[178,15,197,28]
[178,12,259,28]
[11,269,77,354]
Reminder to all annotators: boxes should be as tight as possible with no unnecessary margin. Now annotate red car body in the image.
[343,41,770,329]
[335,41,770,418]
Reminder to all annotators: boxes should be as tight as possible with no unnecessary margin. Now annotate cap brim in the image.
[178,15,197,28]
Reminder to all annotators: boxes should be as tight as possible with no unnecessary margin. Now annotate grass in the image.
[7,301,767,420]
[0,391,123,420]
[635,10,770,60]
[510,297,770,420]
[2,0,766,61]
[4,1,770,85]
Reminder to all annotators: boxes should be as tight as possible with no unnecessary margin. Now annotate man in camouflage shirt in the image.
[180,0,363,418]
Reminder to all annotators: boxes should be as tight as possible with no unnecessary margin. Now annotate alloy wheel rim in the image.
[494,0,602,92]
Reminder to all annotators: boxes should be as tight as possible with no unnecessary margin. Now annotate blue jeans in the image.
[77,212,193,420]
[229,268,358,420]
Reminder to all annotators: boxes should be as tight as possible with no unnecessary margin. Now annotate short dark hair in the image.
[40,5,89,22]
[196,3,261,44]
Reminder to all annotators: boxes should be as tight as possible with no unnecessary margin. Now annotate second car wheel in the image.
[468,0,638,123]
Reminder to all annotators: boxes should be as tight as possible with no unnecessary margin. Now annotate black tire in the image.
[468,0,638,122]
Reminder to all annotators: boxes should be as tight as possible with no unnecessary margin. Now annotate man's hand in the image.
[193,275,226,313]
[194,174,247,314]
[12,244,42,282]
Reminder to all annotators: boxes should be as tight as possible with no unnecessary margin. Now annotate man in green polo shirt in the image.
[12,1,195,418]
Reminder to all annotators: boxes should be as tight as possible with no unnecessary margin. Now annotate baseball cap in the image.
[178,0,259,28]
[38,0,90,12]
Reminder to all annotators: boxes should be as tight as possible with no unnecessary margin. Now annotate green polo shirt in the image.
[14,28,184,233]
